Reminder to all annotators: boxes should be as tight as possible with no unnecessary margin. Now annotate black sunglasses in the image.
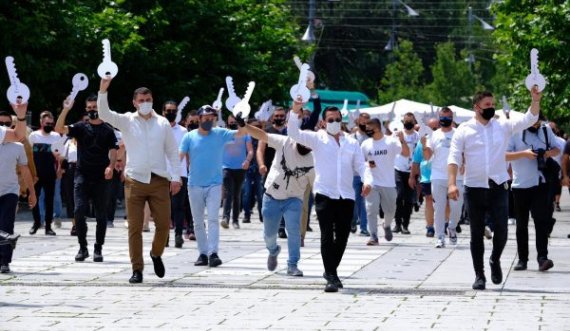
[0,121,12,127]
[326,118,342,123]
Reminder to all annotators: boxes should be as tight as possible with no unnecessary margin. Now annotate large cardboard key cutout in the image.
[5,56,30,104]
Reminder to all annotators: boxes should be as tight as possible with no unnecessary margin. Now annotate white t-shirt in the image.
[166,124,188,177]
[0,126,6,143]
[63,139,78,163]
[264,134,315,200]
[426,128,455,181]
[361,136,402,187]
[394,130,419,172]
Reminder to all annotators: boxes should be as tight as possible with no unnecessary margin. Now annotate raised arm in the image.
[97,77,129,130]
[510,86,541,134]
[287,98,320,149]
[55,99,73,135]
[2,102,28,143]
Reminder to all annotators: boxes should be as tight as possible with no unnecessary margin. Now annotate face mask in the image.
[43,125,54,133]
[273,118,285,126]
[326,121,341,135]
[165,112,177,123]
[187,122,199,131]
[403,122,415,130]
[296,144,312,156]
[439,117,452,127]
[365,129,375,137]
[359,124,367,132]
[87,111,99,120]
[527,126,539,133]
[480,107,495,120]
[228,124,238,130]
[138,102,153,116]
[200,120,214,131]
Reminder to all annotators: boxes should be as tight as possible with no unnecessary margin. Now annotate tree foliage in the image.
[0,0,308,125]
[493,0,570,124]
[378,40,425,103]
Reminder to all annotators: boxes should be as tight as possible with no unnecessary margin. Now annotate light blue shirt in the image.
[179,128,236,186]
[508,125,557,188]
[223,135,251,169]
[412,142,431,183]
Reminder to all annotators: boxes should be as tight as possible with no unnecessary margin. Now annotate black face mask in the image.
[481,107,495,120]
[527,126,539,133]
[165,112,177,123]
[43,125,54,133]
[187,122,199,131]
[87,111,99,120]
[228,124,238,130]
[403,122,415,130]
[200,120,214,131]
[359,124,367,132]
[365,129,375,137]
[296,144,312,156]
[273,118,285,126]
[439,117,452,127]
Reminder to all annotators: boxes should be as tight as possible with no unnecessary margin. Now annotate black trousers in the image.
[106,169,122,222]
[395,170,413,228]
[513,183,550,262]
[464,181,508,275]
[223,169,246,223]
[171,177,189,236]
[62,164,76,218]
[74,173,111,248]
[0,194,18,265]
[32,175,56,228]
[315,193,354,276]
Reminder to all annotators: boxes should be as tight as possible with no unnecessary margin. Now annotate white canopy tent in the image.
[448,105,474,123]
[358,99,439,121]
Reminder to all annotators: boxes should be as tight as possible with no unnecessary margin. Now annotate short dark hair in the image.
[367,118,381,129]
[403,112,416,123]
[162,100,177,112]
[472,91,494,105]
[85,94,98,103]
[323,106,341,118]
[133,87,152,99]
[0,111,12,118]
[440,107,453,115]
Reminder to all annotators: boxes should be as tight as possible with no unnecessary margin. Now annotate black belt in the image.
[488,179,507,189]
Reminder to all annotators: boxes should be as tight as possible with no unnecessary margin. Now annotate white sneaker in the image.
[508,218,516,225]
[435,238,445,248]
[449,228,457,245]
[484,226,493,240]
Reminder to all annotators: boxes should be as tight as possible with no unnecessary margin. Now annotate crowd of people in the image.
[1,74,568,292]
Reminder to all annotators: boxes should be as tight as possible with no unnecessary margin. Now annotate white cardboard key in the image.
[175,96,190,123]
[525,48,546,92]
[97,39,119,78]
[225,76,241,111]
[232,81,255,118]
[5,56,30,104]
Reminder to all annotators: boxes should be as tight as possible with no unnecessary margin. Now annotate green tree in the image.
[492,1,570,125]
[424,42,477,108]
[378,39,425,103]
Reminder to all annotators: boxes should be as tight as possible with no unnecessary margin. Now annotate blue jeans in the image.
[352,176,368,231]
[242,166,263,220]
[188,185,222,256]
[262,194,302,267]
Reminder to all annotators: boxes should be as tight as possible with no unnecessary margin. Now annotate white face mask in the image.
[326,121,341,135]
[138,102,153,116]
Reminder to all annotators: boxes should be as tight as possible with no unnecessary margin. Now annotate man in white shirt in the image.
[237,112,314,277]
[287,99,370,293]
[350,112,371,236]
[425,107,463,248]
[98,77,182,284]
[448,88,541,290]
[361,118,409,245]
[161,101,189,248]
[393,113,420,234]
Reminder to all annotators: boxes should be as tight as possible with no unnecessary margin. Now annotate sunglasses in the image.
[0,121,12,127]
[326,118,342,123]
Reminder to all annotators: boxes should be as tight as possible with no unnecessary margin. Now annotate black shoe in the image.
[456,224,462,234]
[538,259,554,272]
[70,225,77,236]
[194,254,208,266]
[232,222,240,229]
[350,224,357,233]
[333,275,343,289]
[513,260,527,271]
[323,272,343,289]
[129,270,143,284]
[175,234,184,248]
[209,253,222,267]
[490,259,503,284]
[242,217,251,224]
[0,264,10,273]
[392,224,402,233]
[324,280,338,293]
[75,247,89,262]
[45,228,56,236]
[93,244,103,262]
[472,274,486,290]
[306,225,313,232]
[150,252,165,278]
[29,225,39,235]
[401,227,410,235]
[414,203,420,212]
[278,228,287,239]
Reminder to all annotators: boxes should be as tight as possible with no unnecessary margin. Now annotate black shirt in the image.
[263,126,287,168]
[67,121,118,179]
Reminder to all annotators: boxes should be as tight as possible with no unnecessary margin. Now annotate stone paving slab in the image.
[1,194,570,330]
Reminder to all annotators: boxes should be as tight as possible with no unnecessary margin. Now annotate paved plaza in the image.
[1,195,570,331]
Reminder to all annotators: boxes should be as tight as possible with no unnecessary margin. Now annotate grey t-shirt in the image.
[0,142,27,196]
